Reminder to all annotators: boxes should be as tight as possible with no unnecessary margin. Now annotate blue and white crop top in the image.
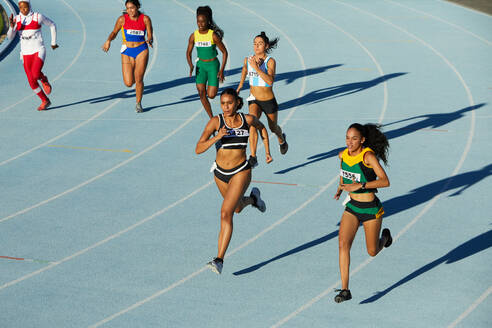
[217,113,250,149]
[247,56,272,87]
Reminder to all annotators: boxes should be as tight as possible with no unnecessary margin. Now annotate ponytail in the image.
[196,6,224,40]
[255,31,279,54]
[349,123,389,165]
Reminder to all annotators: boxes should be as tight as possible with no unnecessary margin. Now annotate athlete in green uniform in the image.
[333,123,393,303]
[186,6,228,119]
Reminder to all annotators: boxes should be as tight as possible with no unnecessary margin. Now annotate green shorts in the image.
[195,58,220,87]
[345,197,384,222]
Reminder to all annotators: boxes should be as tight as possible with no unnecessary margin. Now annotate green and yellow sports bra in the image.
[340,147,377,194]
[194,29,217,60]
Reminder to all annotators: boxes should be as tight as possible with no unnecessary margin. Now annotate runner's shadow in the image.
[360,229,492,304]
[274,103,486,174]
[384,163,492,217]
[233,230,339,275]
[278,72,407,111]
[150,64,343,111]
[236,165,491,275]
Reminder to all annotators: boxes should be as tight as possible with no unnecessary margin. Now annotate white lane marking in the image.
[281,0,388,124]
[0,108,201,225]
[0,180,214,291]
[89,177,338,328]
[447,285,492,328]
[0,0,87,113]
[387,0,492,45]
[271,0,477,325]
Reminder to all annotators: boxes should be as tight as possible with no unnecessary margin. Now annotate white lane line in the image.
[0,0,160,167]
[89,0,397,324]
[87,0,312,325]
[0,180,214,291]
[89,177,338,328]
[0,107,201,225]
[271,0,477,325]
[447,285,492,328]
[281,0,388,124]
[0,0,87,113]
[387,0,492,45]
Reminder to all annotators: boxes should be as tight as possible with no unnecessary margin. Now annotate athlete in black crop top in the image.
[195,88,272,274]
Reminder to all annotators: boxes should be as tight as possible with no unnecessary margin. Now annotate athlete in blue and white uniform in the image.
[195,88,272,275]
[237,31,288,163]
[102,0,153,113]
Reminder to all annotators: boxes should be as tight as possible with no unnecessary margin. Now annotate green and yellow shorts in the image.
[195,58,220,87]
[345,197,384,222]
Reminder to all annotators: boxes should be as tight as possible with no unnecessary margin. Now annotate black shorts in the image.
[248,97,279,114]
[345,197,384,222]
[213,160,251,183]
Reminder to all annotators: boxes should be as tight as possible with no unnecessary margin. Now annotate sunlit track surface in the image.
[0,1,490,327]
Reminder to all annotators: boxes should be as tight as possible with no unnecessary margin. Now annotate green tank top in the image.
[340,147,378,194]
[194,29,218,60]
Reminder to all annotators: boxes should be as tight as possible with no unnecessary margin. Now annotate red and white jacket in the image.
[7,11,57,57]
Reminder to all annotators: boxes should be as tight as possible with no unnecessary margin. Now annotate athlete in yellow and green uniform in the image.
[186,6,228,119]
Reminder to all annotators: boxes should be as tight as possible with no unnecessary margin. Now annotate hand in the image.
[334,189,342,200]
[217,126,228,139]
[9,14,14,28]
[265,153,273,164]
[217,70,224,83]
[189,64,194,77]
[147,39,153,48]
[102,40,111,52]
[51,44,59,50]
[247,56,259,70]
[236,87,241,94]
[340,181,362,193]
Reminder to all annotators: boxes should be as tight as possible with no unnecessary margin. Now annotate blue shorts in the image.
[121,43,148,58]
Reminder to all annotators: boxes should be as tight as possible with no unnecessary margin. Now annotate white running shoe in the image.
[207,258,223,274]
[250,187,266,212]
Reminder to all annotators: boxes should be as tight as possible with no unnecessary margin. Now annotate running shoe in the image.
[41,79,52,95]
[207,258,223,274]
[334,289,352,303]
[250,187,266,212]
[136,102,144,113]
[248,155,258,168]
[37,99,51,111]
[279,133,288,155]
[382,228,393,248]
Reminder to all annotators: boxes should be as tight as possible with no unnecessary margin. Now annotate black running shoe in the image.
[382,228,392,248]
[279,133,288,155]
[334,289,352,303]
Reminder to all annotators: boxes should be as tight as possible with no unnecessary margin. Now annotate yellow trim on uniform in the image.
[341,147,374,168]
[121,26,126,43]
[194,29,215,44]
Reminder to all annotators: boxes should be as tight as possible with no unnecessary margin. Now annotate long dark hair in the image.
[349,123,389,165]
[255,31,279,54]
[221,88,244,110]
[196,6,224,40]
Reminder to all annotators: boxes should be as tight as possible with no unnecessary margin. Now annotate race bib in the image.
[340,169,361,182]
[126,29,144,36]
[196,41,212,47]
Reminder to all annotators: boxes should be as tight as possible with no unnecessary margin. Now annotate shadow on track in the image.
[48,64,342,111]
[275,103,486,174]
[234,164,492,275]
[360,229,492,304]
